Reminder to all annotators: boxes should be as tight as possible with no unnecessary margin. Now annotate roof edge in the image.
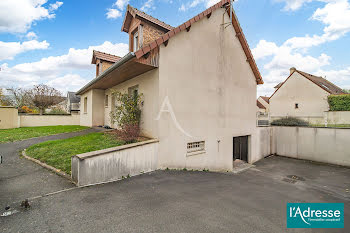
[77,52,136,95]
[133,0,263,85]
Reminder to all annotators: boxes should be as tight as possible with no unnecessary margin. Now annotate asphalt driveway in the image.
[0,127,104,205]
[1,155,349,233]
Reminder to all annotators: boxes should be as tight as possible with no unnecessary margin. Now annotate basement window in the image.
[187,141,205,155]
[295,103,299,109]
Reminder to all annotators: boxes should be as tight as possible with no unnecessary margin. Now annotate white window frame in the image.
[133,31,139,52]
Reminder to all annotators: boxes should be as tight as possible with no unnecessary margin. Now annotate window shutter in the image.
[138,25,143,48]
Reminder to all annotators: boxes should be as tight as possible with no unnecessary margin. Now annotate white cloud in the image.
[0,40,49,61]
[107,0,129,19]
[141,0,155,12]
[0,0,63,33]
[25,31,38,40]
[275,0,313,11]
[113,0,130,10]
[49,1,63,11]
[0,41,129,93]
[46,74,87,93]
[255,0,350,96]
[178,0,221,12]
[106,8,122,19]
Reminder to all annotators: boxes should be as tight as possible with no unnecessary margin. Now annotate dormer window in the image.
[133,31,139,52]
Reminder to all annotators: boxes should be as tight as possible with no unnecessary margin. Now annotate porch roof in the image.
[76,52,157,95]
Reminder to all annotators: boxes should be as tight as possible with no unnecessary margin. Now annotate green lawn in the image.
[0,125,89,143]
[26,132,125,174]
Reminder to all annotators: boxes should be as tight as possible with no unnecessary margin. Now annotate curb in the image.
[21,149,75,184]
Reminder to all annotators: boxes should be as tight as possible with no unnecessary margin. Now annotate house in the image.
[269,67,345,123]
[257,96,269,114]
[76,0,263,171]
[66,92,81,113]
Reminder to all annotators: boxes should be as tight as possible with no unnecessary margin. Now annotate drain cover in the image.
[282,178,297,184]
[286,175,305,181]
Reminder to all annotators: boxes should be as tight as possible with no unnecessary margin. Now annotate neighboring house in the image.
[269,67,345,123]
[76,0,263,170]
[257,96,269,114]
[66,92,81,113]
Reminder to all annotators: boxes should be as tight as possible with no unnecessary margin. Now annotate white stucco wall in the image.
[104,69,159,138]
[325,111,350,125]
[0,107,19,129]
[19,114,80,127]
[272,126,350,167]
[157,8,258,171]
[80,89,105,127]
[270,72,330,118]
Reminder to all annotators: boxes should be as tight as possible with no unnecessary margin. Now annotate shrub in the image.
[328,94,350,111]
[117,123,140,143]
[271,117,309,126]
[110,91,143,142]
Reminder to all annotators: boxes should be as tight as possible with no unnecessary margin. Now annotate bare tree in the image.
[28,84,64,115]
[4,87,31,108]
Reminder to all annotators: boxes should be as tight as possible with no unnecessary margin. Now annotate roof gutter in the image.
[76,52,136,95]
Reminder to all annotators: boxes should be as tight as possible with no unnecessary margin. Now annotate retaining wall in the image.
[71,139,159,186]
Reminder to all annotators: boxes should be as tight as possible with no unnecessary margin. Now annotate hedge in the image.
[328,94,350,111]
[271,117,309,126]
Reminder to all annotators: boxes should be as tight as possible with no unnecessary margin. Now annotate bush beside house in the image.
[328,94,350,111]
[271,117,309,126]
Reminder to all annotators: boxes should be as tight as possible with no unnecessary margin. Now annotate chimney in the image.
[290,67,296,74]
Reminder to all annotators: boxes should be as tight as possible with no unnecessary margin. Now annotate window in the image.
[295,103,299,109]
[187,141,205,154]
[105,95,109,107]
[133,31,139,52]
[84,97,88,114]
[99,62,103,75]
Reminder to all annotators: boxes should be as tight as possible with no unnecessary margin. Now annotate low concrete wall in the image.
[0,107,19,129]
[72,139,159,186]
[255,127,272,162]
[272,126,350,167]
[19,114,80,127]
[325,111,350,125]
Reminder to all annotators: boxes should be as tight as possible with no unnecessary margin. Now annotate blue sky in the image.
[0,0,349,96]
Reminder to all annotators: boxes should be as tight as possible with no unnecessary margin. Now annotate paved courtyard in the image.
[1,153,349,232]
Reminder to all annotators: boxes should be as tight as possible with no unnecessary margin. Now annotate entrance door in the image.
[233,136,248,162]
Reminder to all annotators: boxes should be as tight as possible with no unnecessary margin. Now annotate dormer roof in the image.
[121,5,174,33]
[91,50,121,64]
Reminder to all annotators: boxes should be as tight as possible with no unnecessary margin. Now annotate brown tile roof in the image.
[134,0,263,85]
[270,68,346,99]
[122,5,174,33]
[260,96,270,104]
[91,50,121,64]
[257,100,266,109]
[296,70,345,95]
[274,82,283,89]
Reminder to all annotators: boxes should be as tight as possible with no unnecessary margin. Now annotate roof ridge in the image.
[93,50,121,58]
[133,0,263,85]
